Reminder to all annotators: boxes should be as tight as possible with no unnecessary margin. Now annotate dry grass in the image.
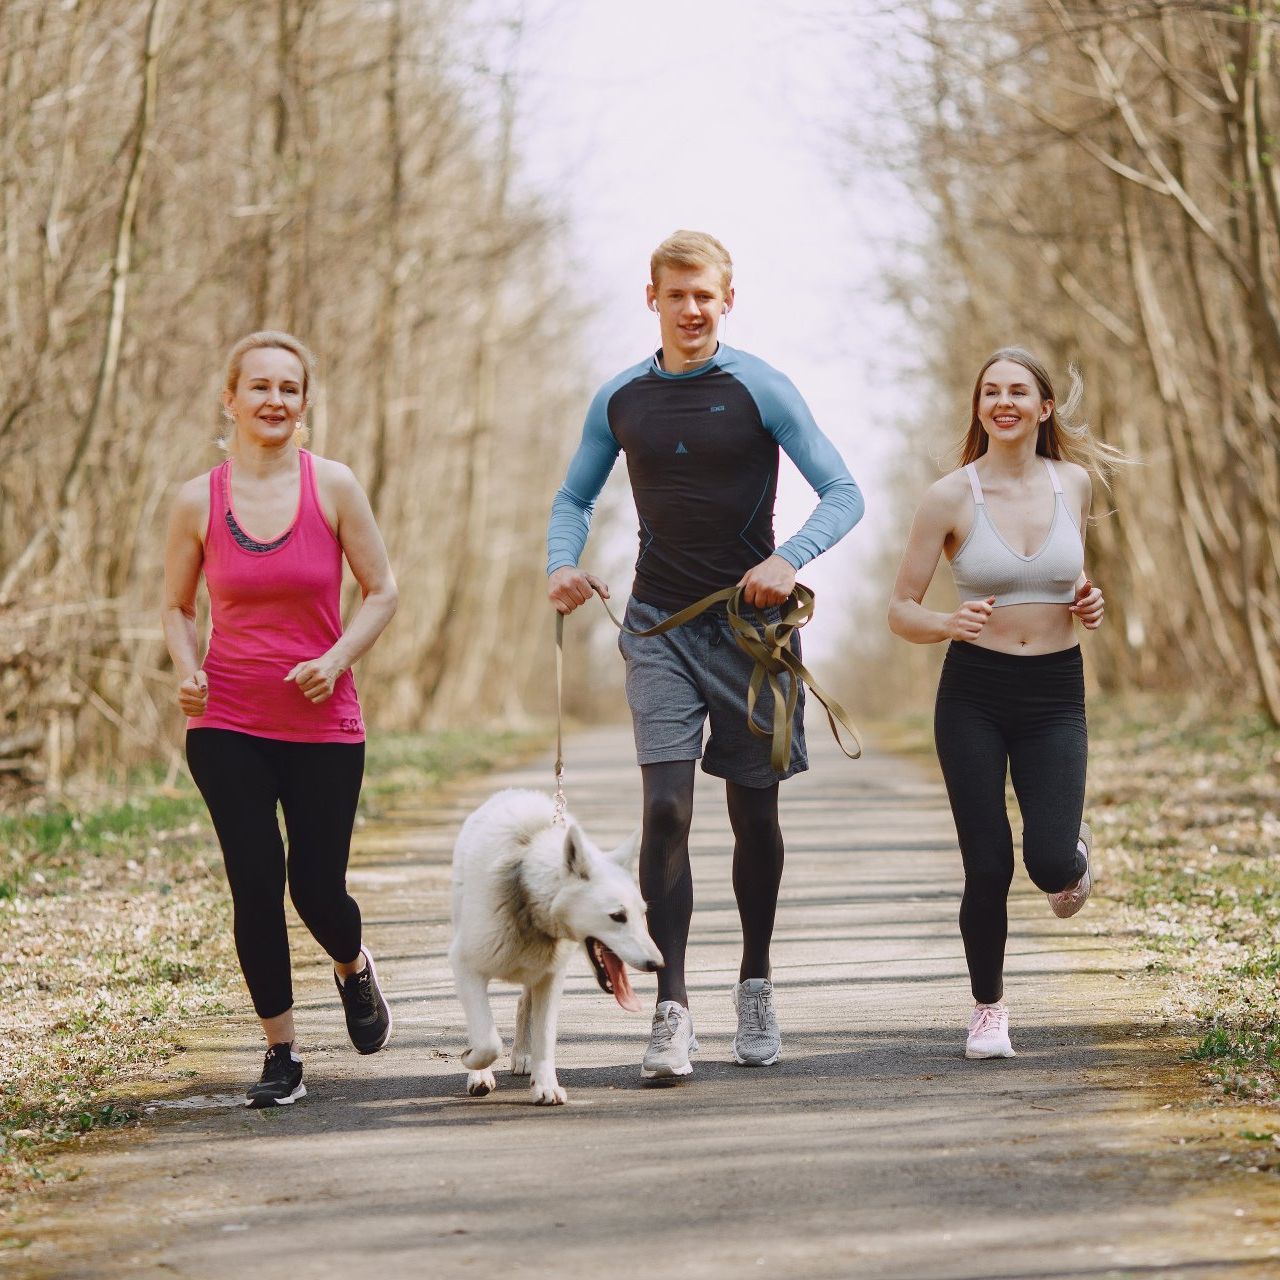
[0,789,232,1212]
[0,729,529,1221]
[1089,703,1280,1108]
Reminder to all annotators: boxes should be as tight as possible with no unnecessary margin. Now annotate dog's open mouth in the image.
[584,938,642,1012]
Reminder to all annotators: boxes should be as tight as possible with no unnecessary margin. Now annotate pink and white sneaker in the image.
[1048,821,1093,919]
[965,1002,1015,1059]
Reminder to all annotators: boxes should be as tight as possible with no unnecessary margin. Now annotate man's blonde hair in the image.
[650,230,733,292]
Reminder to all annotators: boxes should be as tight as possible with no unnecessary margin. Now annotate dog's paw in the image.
[466,1069,497,1097]
[530,1074,566,1106]
[511,1050,532,1076]
[461,1040,500,1070]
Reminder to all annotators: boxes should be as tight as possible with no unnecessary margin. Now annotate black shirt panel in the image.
[607,366,778,609]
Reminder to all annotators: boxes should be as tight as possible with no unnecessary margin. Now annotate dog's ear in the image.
[563,823,593,880]
[605,828,641,870]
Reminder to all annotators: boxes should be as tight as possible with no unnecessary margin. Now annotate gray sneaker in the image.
[733,977,781,1066]
[641,1000,698,1080]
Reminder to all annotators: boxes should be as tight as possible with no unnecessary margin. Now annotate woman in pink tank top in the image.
[162,330,399,1108]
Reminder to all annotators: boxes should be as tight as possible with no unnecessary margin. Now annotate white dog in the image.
[449,788,663,1105]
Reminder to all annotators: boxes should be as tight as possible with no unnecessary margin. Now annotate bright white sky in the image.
[503,0,923,656]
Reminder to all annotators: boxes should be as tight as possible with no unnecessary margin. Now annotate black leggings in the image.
[186,728,365,1020]
[933,642,1088,1005]
[639,761,785,1007]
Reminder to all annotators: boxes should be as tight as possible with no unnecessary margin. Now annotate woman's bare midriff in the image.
[967,602,1077,655]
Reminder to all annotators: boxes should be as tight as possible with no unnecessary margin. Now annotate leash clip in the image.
[552,765,567,827]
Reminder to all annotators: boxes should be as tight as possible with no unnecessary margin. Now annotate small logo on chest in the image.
[675,441,689,454]
[709,404,726,413]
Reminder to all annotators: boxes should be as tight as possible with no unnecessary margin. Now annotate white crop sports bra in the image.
[950,457,1084,607]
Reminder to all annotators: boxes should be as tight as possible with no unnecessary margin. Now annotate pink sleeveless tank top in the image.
[189,449,365,743]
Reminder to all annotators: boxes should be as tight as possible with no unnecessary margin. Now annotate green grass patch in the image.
[1190,1023,1280,1067]
[360,728,531,809]
[0,787,210,897]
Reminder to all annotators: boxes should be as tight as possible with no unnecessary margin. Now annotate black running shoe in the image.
[245,1043,306,1108]
[334,945,392,1055]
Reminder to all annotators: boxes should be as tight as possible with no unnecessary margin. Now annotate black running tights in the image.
[186,728,365,1019]
[639,761,784,1006]
[933,642,1088,1005]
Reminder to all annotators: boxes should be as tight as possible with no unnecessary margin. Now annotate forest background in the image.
[2,0,1280,1213]
[1,0,1278,786]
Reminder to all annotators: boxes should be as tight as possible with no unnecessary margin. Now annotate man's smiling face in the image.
[646,263,733,372]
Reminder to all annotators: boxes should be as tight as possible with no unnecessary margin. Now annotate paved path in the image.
[15,727,1280,1279]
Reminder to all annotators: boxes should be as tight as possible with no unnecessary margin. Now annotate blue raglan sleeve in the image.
[546,383,623,575]
[741,357,865,570]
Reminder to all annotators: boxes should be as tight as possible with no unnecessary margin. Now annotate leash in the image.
[552,584,862,824]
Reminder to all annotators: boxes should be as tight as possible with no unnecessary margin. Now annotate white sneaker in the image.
[732,978,781,1066]
[1048,821,1093,919]
[641,1000,698,1079]
[965,1002,1015,1059]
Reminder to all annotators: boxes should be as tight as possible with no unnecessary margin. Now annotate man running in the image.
[546,230,864,1080]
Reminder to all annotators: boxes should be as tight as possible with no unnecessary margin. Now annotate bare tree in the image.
[865,0,1280,721]
[0,0,597,787]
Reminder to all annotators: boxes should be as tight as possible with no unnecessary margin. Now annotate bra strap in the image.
[298,448,314,513]
[964,463,985,505]
[1043,457,1064,493]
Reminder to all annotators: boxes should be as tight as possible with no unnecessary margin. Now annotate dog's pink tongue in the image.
[602,948,642,1012]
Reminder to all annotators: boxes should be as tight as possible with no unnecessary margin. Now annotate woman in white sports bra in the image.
[889,347,1116,1061]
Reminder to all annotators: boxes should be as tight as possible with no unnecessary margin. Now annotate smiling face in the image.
[646,262,733,372]
[222,346,307,450]
[976,358,1053,448]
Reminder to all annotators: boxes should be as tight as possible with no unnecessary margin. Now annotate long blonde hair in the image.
[218,329,317,450]
[959,347,1126,488]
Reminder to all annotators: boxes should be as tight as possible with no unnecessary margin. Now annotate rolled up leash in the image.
[720,584,863,772]
[553,584,860,810]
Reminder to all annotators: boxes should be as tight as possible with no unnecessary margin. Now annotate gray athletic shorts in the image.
[618,596,808,788]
